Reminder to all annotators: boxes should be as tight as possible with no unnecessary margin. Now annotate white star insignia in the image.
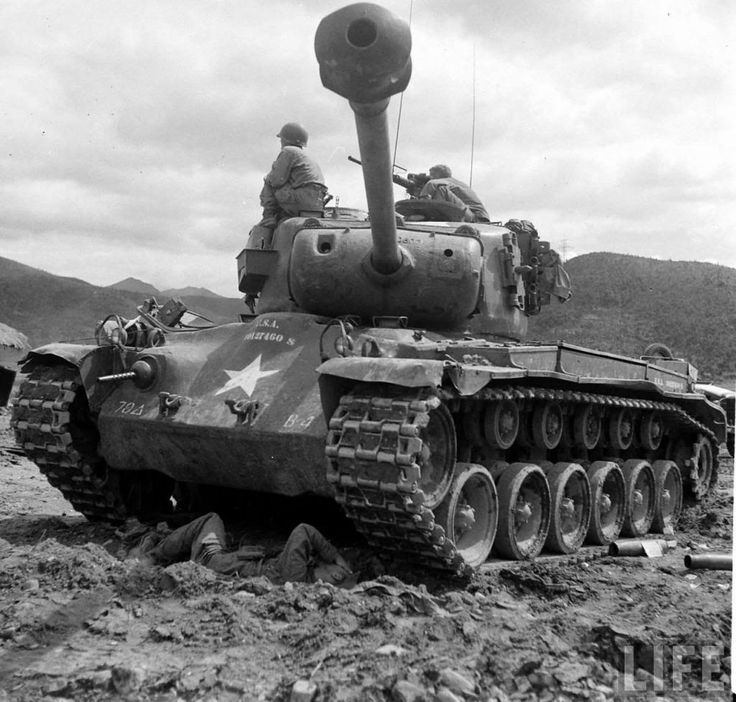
[215,355,279,397]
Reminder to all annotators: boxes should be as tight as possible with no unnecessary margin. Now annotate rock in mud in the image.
[392,679,426,702]
[439,668,476,696]
[291,678,318,701]
[237,574,273,595]
[111,664,145,694]
[159,560,218,594]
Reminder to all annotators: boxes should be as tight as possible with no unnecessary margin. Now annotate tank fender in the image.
[317,356,444,387]
[19,343,100,372]
[444,363,526,395]
[317,356,444,421]
[316,356,527,404]
[19,344,118,404]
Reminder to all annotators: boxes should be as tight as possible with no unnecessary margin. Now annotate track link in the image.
[10,365,128,522]
[326,385,719,574]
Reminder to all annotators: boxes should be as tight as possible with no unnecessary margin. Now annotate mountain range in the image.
[2,252,735,383]
[0,256,244,347]
[107,277,222,299]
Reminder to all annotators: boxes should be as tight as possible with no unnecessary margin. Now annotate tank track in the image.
[10,365,129,522]
[326,385,718,575]
[326,389,472,575]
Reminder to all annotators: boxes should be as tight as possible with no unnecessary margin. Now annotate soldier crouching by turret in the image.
[419,164,490,223]
[248,122,328,250]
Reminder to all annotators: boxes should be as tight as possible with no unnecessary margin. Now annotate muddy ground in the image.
[0,405,732,701]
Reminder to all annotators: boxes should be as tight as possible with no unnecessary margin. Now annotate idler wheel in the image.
[531,402,563,450]
[585,461,626,545]
[573,404,601,450]
[608,408,634,451]
[639,411,664,451]
[621,459,656,537]
[417,401,457,510]
[543,462,591,554]
[434,463,498,568]
[687,436,715,499]
[483,400,519,450]
[494,463,550,560]
[651,460,683,532]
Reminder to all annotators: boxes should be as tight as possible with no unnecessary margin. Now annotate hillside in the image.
[108,278,222,299]
[161,286,221,299]
[2,253,736,381]
[107,277,160,296]
[0,257,244,347]
[527,252,736,382]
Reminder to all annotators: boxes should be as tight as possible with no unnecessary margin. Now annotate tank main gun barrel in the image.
[315,3,412,275]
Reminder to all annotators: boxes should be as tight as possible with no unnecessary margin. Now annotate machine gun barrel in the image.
[348,155,415,193]
[316,3,412,275]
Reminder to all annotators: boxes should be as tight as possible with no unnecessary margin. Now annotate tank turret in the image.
[238,2,570,339]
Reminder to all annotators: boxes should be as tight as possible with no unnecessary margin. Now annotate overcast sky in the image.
[1,0,734,296]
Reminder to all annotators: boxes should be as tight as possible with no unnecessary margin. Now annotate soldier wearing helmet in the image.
[419,164,490,223]
[249,122,328,249]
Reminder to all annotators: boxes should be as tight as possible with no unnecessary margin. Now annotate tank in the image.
[11,2,727,575]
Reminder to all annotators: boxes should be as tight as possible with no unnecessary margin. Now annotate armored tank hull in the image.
[12,223,726,574]
[11,3,728,575]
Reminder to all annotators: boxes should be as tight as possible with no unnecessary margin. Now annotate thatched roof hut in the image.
[0,322,29,405]
[0,322,30,365]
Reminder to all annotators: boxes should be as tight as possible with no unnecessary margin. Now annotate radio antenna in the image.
[392,0,414,170]
[469,43,477,186]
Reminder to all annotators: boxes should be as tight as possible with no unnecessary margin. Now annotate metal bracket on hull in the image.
[159,392,183,417]
[225,398,260,426]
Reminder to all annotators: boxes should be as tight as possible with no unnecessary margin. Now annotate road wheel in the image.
[483,400,519,450]
[573,404,601,450]
[543,462,591,554]
[585,461,626,545]
[494,463,550,560]
[639,411,664,451]
[651,460,683,532]
[434,463,498,568]
[531,402,563,450]
[608,408,634,451]
[621,459,655,537]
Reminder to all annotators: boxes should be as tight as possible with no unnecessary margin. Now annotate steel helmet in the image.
[429,164,452,178]
[277,122,309,146]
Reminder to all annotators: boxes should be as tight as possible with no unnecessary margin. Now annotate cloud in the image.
[0,0,734,298]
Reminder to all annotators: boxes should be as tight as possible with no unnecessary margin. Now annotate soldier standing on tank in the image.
[129,512,355,586]
[419,164,490,223]
[248,122,328,250]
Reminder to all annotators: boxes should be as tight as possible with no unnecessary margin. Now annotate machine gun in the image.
[348,156,429,198]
